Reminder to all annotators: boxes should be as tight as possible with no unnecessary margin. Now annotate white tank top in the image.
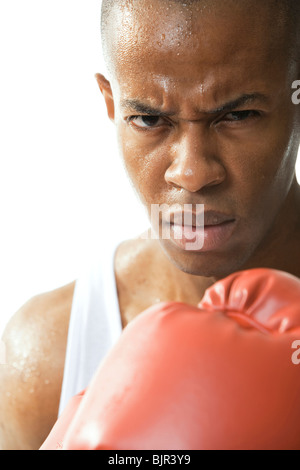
[58,238,123,415]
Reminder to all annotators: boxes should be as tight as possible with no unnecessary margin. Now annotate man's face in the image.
[102,0,300,278]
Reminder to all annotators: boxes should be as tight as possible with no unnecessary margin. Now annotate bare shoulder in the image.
[115,233,169,326]
[0,281,75,450]
[115,232,161,293]
[115,231,157,275]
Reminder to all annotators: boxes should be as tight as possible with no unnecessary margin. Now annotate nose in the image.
[164,124,226,193]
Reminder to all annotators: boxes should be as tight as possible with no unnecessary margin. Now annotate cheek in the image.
[223,116,298,212]
[117,125,170,205]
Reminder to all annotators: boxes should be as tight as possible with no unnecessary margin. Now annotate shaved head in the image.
[101,0,300,74]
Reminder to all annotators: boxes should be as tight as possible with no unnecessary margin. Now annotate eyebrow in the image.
[120,99,175,117]
[209,93,269,114]
[120,93,269,117]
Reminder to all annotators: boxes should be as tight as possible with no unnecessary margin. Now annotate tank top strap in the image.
[58,238,123,415]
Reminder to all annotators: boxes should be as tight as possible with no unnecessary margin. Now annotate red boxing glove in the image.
[41,268,300,450]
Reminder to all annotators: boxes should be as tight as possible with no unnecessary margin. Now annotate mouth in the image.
[162,209,236,252]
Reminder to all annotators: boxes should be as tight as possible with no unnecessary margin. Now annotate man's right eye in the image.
[128,115,164,129]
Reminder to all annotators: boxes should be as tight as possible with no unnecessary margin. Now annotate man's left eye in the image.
[129,116,164,128]
[223,110,259,122]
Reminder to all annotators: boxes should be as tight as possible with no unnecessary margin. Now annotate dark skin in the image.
[97,0,300,321]
[0,0,300,449]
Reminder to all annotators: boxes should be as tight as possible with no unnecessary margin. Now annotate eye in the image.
[222,110,260,122]
[128,115,166,129]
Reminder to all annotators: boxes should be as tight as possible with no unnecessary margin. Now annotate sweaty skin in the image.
[1,0,300,449]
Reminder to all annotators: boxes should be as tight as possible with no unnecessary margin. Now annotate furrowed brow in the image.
[120,93,269,118]
[209,93,269,114]
[120,99,175,117]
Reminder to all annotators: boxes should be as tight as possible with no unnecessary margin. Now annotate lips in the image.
[162,209,236,252]
[168,210,235,228]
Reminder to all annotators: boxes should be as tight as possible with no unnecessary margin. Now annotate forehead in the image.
[107,1,293,109]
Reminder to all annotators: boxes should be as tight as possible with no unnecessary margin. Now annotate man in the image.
[0,0,299,449]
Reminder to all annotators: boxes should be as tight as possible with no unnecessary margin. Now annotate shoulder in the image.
[3,281,75,370]
[0,281,75,449]
[115,232,159,287]
[114,233,168,326]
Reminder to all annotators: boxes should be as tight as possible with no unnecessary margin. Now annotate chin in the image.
[160,239,250,280]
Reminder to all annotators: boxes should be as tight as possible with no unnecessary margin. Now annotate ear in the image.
[95,73,115,122]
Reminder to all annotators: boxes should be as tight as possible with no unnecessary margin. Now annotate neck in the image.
[240,179,300,277]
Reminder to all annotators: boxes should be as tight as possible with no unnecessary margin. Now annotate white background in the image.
[0,1,299,335]
[0,0,149,335]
